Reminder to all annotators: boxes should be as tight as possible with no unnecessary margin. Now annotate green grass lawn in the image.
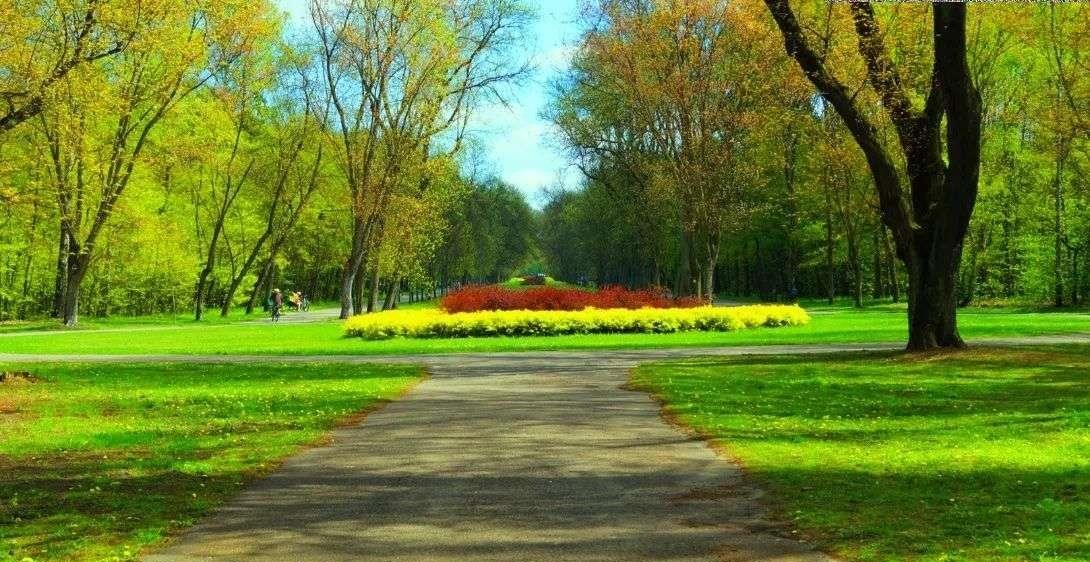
[1,305,1089,356]
[0,362,421,562]
[630,347,1090,561]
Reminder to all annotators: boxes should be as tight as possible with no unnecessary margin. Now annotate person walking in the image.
[271,289,283,322]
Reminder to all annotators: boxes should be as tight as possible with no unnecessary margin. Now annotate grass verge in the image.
[630,347,1090,561]
[0,362,421,562]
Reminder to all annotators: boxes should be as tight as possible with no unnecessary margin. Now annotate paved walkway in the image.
[136,350,840,562]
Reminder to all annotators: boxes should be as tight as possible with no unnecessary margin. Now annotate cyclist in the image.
[271,289,283,322]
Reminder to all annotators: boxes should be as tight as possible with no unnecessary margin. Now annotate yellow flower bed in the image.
[343,304,809,340]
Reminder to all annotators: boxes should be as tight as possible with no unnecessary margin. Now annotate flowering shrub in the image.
[344,304,809,340]
[441,285,707,313]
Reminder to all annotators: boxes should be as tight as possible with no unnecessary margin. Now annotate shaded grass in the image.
[630,346,1090,561]
[1,305,1089,355]
[0,362,421,562]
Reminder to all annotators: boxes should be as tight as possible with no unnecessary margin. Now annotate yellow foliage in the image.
[344,305,810,340]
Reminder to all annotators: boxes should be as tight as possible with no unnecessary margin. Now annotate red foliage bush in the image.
[441,285,709,313]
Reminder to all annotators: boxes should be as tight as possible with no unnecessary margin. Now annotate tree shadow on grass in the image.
[750,464,1090,561]
[634,347,1090,560]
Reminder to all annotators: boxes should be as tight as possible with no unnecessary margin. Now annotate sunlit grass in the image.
[0,362,421,562]
[0,305,1088,355]
[631,347,1090,561]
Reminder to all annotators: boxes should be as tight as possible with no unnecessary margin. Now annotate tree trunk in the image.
[383,276,401,310]
[1052,151,1066,307]
[339,218,368,319]
[824,191,835,304]
[52,230,69,318]
[958,226,989,308]
[846,227,863,308]
[367,266,381,313]
[704,239,719,301]
[1070,248,1080,306]
[245,260,273,315]
[905,241,964,350]
[194,264,214,321]
[882,227,900,303]
[675,229,692,297]
[872,226,883,300]
[61,253,90,327]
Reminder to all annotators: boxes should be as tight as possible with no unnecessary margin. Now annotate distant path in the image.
[0,308,344,338]
[3,333,1089,364]
[253,306,343,324]
[8,335,1089,562]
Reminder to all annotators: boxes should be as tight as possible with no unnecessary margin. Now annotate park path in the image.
[133,349,843,562]
[5,335,1088,562]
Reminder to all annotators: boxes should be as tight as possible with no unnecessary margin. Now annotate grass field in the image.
[1,304,1089,355]
[631,347,1090,561]
[0,362,421,562]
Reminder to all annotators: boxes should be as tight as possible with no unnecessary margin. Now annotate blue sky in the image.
[276,0,583,207]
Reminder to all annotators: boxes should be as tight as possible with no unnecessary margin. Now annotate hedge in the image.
[343,304,810,340]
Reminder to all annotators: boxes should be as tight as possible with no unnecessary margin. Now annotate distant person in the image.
[271,289,283,322]
[301,293,310,312]
[289,291,301,311]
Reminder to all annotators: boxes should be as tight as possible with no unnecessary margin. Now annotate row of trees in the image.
[541,0,1089,349]
[0,0,537,325]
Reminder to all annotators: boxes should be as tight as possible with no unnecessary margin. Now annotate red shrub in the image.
[441,285,709,313]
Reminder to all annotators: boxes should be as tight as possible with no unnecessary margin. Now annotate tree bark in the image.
[846,226,863,308]
[383,275,401,310]
[824,188,835,305]
[1052,149,1066,307]
[367,266,381,313]
[872,226,883,300]
[882,227,900,303]
[51,229,69,318]
[339,216,368,319]
[60,251,91,327]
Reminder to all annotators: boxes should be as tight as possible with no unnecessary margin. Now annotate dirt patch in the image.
[0,396,21,414]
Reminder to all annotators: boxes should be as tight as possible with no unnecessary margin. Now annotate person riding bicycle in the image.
[271,289,283,322]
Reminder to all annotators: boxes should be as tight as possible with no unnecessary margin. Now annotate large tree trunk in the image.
[905,241,964,350]
[765,1,981,350]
